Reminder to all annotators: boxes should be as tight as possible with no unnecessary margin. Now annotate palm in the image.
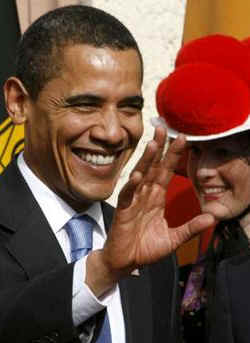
[104,127,214,274]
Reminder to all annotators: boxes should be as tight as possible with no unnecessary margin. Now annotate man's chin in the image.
[73,186,115,204]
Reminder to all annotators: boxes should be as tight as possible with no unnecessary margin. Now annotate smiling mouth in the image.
[203,187,225,194]
[73,149,120,166]
[200,187,227,198]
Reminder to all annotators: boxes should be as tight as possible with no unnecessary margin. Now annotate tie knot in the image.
[66,214,95,261]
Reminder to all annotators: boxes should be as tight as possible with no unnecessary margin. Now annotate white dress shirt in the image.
[17,153,125,343]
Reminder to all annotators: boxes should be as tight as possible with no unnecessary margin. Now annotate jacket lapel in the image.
[119,271,153,343]
[0,160,67,279]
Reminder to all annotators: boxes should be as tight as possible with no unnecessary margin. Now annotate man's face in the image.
[23,44,143,210]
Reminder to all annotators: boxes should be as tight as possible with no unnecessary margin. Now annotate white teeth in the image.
[203,188,224,194]
[97,155,105,164]
[79,152,115,165]
[92,155,97,164]
[86,153,92,162]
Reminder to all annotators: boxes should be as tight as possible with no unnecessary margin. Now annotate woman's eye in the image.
[216,148,232,157]
[189,146,201,156]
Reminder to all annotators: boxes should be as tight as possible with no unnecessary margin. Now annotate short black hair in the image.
[15,5,143,100]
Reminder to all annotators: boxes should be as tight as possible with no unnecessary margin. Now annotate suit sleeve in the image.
[0,245,79,343]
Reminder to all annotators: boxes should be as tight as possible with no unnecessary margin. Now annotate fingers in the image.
[132,127,167,188]
[143,133,188,187]
[119,129,187,213]
[151,126,167,164]
[132,140,157,176]
[142,127,168,184]
[117,171,143,209]
[162,134,187,185]
[133,126,167,176]
[117,127,167,212]
[128,129,187,192]
[163,134,187,171]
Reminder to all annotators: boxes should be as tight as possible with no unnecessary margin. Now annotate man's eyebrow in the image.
[119,96,144,108]
[64,94,103,106]
[64,94,144,108]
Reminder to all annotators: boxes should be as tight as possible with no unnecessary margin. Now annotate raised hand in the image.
[87,127,215,296]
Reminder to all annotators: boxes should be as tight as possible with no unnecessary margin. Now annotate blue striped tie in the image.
[66,214,112,342]
[66,214,94,261]
[96,312,112,343]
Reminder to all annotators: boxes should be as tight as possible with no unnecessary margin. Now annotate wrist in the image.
[85,250,123,298]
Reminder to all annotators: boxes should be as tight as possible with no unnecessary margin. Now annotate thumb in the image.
[171,213,215,248]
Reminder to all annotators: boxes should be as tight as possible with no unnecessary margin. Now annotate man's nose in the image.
[90,109,124,146]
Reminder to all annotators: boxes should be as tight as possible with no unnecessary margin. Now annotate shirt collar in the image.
[17,153,106,237]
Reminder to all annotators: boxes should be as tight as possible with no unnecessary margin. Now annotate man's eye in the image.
[68,103,98,112]
[64,100,99,109]
[74,102,97,107]
[121,104,142,113]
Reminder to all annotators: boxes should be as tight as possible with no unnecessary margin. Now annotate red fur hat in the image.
[156,34,250,141]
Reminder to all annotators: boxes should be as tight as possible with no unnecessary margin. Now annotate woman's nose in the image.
[196,153,217,180]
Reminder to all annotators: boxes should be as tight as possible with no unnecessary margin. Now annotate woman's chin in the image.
[201,203,231,222]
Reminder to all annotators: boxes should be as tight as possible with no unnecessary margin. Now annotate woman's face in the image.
[187,132,250,222]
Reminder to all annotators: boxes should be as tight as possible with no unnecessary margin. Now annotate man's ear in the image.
[3,77,30,125]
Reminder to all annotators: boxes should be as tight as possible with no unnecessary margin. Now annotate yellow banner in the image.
[183,0,250,43]
[0,118,24,174]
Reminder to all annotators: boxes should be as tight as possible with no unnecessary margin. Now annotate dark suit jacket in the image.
[209,251,250,343]
[0,159,180,343]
